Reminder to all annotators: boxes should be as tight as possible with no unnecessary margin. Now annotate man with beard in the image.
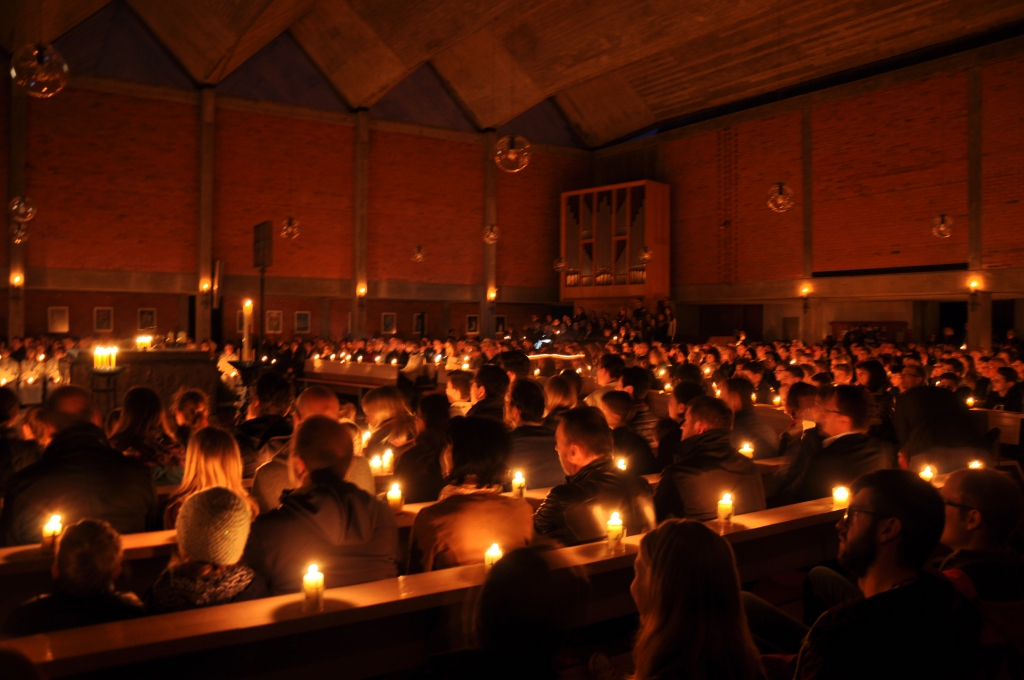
[743,470,982,678]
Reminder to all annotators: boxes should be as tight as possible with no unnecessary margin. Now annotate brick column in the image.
[8,84,26,339]
[196,88,215,342]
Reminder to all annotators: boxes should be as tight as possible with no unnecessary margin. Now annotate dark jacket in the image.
[628,402,660,446]
[146,562,266,614]
[654,429,766,522]
[0,429,41,496]
[466,397,507,425]
[393,432,445,503]
[242,468,399,595]
[730,407,779,459]
[774,431,890,505]
[612,427,659,476]
[893,386,984,458]
[654,420,682,471]
[0,423,160,546]
[938,548,1024,602]
[235,415,293,479]
[3,588,144,637]
[509,425,564,490]
[533,456,655,546]
[983,385,1024,413]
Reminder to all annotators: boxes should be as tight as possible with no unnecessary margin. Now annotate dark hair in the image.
[687,396,733,431]
[786,381,819,414]
[46,385,95,430]
[855,359,890,393]
[781,364,805,380]
[900,364,926,380]
[473,365,511,401]
[600,390,635,423]
[0,386,19,424]
[558,368,583,397]
[674,363,704,384]
[448,416,511,487]
[830,385,874,430]
[724,377,754,407]
[852,469,944,569]
[598,353,626,380]
[509,379,546,424]
[255,371,294,416]
[416,393,451,433]
[958,468,1024,544]
[744,361,764,378]
[56,519,123,597]
[111,386,175,446]
[621,366,653,401]
[996,366,1019,384]
[558,406,613,456]
[499,351,532,380]
[293,415,353,477]
[172,388,209,431]
[446,370,472,400]
[672,381,706,406]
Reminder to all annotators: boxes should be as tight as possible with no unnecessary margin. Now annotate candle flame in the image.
[616,457,627,471]
[609,511,621,523]
[390,483,400,493]
[513,470,523,481]
[969,460,983,469]
[49,514,61,524]
[833,486,850,502]
[307,564,318,575]
[721,493,732,503]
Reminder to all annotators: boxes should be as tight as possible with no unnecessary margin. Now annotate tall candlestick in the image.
[242,300,253,362]
[41,514,62,554]
[511,470,526,498]
[832,486,850,510]
[109,346,117,369]
[484,543,503,571]
[717,493,734,523]
[387,483,403,512]
[302,564,324,612]
[606,511,625,552]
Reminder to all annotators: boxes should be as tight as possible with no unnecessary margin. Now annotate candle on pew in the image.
[302,564,324,612]
[387,483,403,512]
[703,367,712,376]
[484,543,503,572]
[832,486,850,510]
[969,460,983,469]
[739,442,754,458]
[391,358,397,366]
[511,470,526,498]
[370,455,383,476]
[533,368,540,377]
[920,465,935,482]
[966,397,975,408]
[717,493,734,523]
[382,449,394,475]
[606,511,625,552]
[41,514,62,554]
[462,362,470,371]
[616,457,627,471]
[773,395,782,407]
[663,382,672,392]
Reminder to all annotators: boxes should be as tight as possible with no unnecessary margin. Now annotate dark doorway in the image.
[188,296,196,341]
[938,301,967,343]
[699,304,763,341]
[994,299,1015,343]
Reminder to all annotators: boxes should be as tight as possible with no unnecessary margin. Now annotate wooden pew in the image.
[0,497,844,679]
[968,407,1024,446]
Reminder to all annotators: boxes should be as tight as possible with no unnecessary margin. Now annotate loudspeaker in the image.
[254,221,273,269]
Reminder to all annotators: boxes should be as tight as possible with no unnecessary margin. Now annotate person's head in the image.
[45,385,100,431]
[631,520,762,680]
[620,366,653,401]
[992,366,1018,397]
[739,361,764,386]
[597,353,625,386]
[252,371,293,417]
[855,359,889,393]
[175,487,251,566]
[555,407,612,476]
[821,385,873,438]
[668,381,706,421]
[558,368,583,398]
[899,363,926,391]
[832,363,853,385]
[940,468,1023,551]
[600,390,635,430]
[680,396,733,440]
[936,372,960,392]
[172,388,209,432]
[472,365,510,404]
[506,379,546,427]
[544,376,577,415]
[290,415,354,484]
[785,382,820,421]
[361,385,411,429]
[720,377,754,414]
[839,470,945,578]
[295,385,341,424]
[445,370,472,404]
[177,426,248,499]
[113,386,173,442]
[53,519,123,597]
[415,393,450,436]
[445,416,511,487]
[498,351,532,382]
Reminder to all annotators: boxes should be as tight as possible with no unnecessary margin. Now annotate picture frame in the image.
[94,307,113,333]
[466,314,479,336]
[382,313,397,335]
[48,306,70,334]
[413,312,426,335]
[266,310,283,334]
[495,315,507,335]
[295,311,311,335]
[137,308,157,331]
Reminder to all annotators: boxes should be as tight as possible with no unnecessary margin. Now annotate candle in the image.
[832,486,850,510]
[370,455,383,476]
[382,449,394,475]
[968,460,983,469]
[242,300,253,362]
[616,457,627,471]
[739,442,754,458]
[435,355,442,364]
[484,543,503,571]
[357,356,363,362]
[717,493,734,523]
[966,397,975,408]
[302,564,324,612]
[109,346,117,369]
[715,389,722,398]
[391,358,397,366]
[920,465,935,482]
[657,368,666,377]
[773,395,782,407]
[663,382,672,392]
[703,367,711,376]
[375,355,382,364]
[511,470,526,498]
[387,483,403,512]
[41,514,62,554]
[606,511,625,552]
[533,368,540,376]
[750,393,757,403]
[26,376,34,385]
[361,430,371,448]
[462,362,470,371]
[93,347,103,370]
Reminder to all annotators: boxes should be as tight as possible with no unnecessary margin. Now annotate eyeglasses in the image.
[944,500,976,512]
[843,506,885,523]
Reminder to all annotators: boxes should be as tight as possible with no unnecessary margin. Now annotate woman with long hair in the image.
[630,519,763,680]
[163,426,257,529]
[542,375,577,431]
[110,386,185,486]
[361,385,417,459]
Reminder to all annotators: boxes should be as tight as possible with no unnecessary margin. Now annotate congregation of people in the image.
[1,300,1023,680]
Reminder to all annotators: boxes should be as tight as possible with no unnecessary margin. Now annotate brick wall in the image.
[220,294,327,345]
[0,69,9,270]
[25,290,182,339]
[982,55,1024,269]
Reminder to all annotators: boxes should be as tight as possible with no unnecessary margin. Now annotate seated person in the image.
[109,386,186,486]
[3,519,144,636]
[445,369,474,418]
[542,376,576,431]
[599,390,659,475]
[1,386,159,546]
[621,367,659,446]
[654,381,707,470]
[893,386,987,473]
[584,353,625,408]
[938,467,1024,602]
[506,379,564,489]
[738,360,775,405]
[409,417,533,572]
[0,386,42,495]
[235,372,294,478]
[165,426,258,528]
[362,385,417,460]
[148,487,265,613]
[654,397,766,522]
[777,382,821,458]
[983,366,1023,413]
[393,393,448,503]
[533,407,655,546]
[242,415,399,595]
[720,378,779,459]
[466,365,510,425]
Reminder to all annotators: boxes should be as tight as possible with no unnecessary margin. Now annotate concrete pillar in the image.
[196,88,215,342]
[352,110,369,337]
[967,291,992,352]
[481,131,497,338]
[8,83,26,339]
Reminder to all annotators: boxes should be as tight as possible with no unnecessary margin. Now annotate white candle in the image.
[966,397,975,408]
[387,483,403,512]
[511,471,526,498]
[773,395,782,407]
[717,493,734,523]
[462,362,470,371]
[382,449,394,475]
[832,486,850,510]
[242,300,253,362]
[739,443,754,458]
[391,358,397,366]
[968,460,983,469]
[920,465,935,482]
[302,564,324,612]
[663,382,672,392]
[616,457,627,471]
[109,346,117,369]
[370,455,383,476]
[606,511,625,552]
[42,514,62,554]
[361,430,371,449]
[484,543,503,571]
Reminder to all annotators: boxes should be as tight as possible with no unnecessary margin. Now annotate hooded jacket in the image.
[654,428,766,522]
[242,467,399,595]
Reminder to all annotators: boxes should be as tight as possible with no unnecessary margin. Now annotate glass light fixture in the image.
[494,135,531,173]
[11,43,69,98]
[483,224,500,245]
[9,196,36,223]
[553,257,566,272]
[411,246,425,263]
[767,182,795,213]
[280,216,299,239]
[932,214,953,238]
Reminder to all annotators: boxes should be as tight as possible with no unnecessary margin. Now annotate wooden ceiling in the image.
[4,0,1024,147]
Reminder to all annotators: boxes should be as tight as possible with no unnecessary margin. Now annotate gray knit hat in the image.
[177,487,252,566]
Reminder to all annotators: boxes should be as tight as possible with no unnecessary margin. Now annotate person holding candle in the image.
[892,384,987,474]
[506,379,564,490]
[599,390,658,476]
[408,417,532,572]
[719,378,779,460]
[392,393,448,504]
[361,385,417,460]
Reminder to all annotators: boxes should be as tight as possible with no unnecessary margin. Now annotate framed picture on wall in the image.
[466,314,479,336]
[495,315,507,335]
[94,307,113,333]
[382,313,397,335]
[266,310,283,334]
[138,308,157,331]
[413,312,426,335]
[295,311,311,335]
[48,307,70,334]
[236,309,246,334]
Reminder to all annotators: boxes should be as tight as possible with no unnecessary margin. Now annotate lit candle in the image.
[375,355,382,364]
[41,514,62,553]
[93,347,102,370]
[26,376,34,385]
[717,493,734,523]
[330,354,336,360]
[533,368,540,376]
[484,543,503,571]
[832,486,850,510]
[435,355,442,364]
[382,449,394,475]
[391,358,397,366]
[657,368,666,377]
[511,470,526,498]
[773,395,782,407]
[357,356,363,363]
[920,465,935,482]
[361,430,371,448]
[751,393,757,403]
[663,382,672,392]
[616,457,627,471]
[715,389,722,398]
[606,511,625,552]
[302,564,324,612]
[739,442,754,458]
[387,483,403,512]
[462,362,470,371]
[703,367,711,376]
[242,300,253,361]
[109,346,117,369]
[966,397,975,408]
[370,455,383,476]
[968,460,983,469]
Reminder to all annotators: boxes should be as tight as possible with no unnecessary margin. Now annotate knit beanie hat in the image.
[176,487,252,566]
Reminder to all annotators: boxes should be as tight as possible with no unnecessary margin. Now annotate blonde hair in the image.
[544,376,577,416]
[361,386,411,429]
[169,427,257,518]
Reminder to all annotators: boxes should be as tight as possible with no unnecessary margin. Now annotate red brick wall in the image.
[214,108,352,280]
[982,55,1024,269]
[365,300,447,339]
[812,72,969,272]
[496,150,591,289]
[0,68,9,270]
[220,295,326,344]
[664,130,723,286]
[25,87,198,273]
[25,290,181,338]
[367,131,482,285]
